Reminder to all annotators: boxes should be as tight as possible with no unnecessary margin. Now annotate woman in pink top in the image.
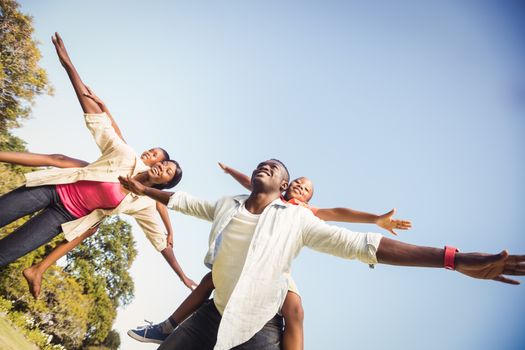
[0,33,196,298]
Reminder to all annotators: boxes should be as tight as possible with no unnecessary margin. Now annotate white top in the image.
[213,204,260,314]
[168,191,383,350]
[24,113,167,251]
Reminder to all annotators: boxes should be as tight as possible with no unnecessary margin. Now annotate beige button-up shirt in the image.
[168,191,383,350]
[24,113,167,251]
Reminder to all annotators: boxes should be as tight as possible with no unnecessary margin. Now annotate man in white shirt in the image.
[120,159,525,350]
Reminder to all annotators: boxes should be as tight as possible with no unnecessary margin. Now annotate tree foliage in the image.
[66,217,137,309]
[102,330,121,350]
[0,2,139,347]
[0,215,138,348]
[65,216,137,346]
[0,0,52,136]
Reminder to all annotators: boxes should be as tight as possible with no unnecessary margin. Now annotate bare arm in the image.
[156,201,174,248]
[119,175,173,205]
[218,162,252,191]
[376,237,525,284]
[315,207,379,223]
[0,151,89,168]
[130,198,197,291]
[54,33,125,142]
[160,247,198,290]
[52,33,103,114]
[83,86,125,142]
[316,208,412,235]
[119,175,216,222]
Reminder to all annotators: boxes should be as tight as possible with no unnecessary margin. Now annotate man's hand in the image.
[375,208,412,235]
[456,250,525,285]
[182,276,198,291]
[51,32,73,68]
[118,175,146,195]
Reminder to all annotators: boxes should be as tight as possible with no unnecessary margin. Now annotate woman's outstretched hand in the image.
[51,32,73,68]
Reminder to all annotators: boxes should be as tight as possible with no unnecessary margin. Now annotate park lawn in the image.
[0,314,39,350]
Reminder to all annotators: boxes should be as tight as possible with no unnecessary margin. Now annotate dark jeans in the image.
[0,185,75,266]
[158,299,283,350]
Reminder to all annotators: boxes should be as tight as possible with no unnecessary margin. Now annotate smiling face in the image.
[285,177,314,203]
[140,148,168,167]
[251,159,289,194]
[147,160,178,185]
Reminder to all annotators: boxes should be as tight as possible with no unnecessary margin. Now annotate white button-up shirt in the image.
[168,191,383,350]
[24,113,167,251]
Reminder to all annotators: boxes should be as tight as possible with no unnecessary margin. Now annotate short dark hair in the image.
[269,158,290,183]
[158,147,170,162]
[152,160,183,190]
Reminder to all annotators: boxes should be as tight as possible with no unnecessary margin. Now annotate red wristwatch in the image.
[444,246,459,270]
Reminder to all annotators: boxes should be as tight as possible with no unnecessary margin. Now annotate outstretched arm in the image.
[52,32,103,115]
[119,175,216,222]
[218,162,252,191]
[83,86,125,142]
[160,247,198,290]
[376,237,525,285]
[315,208,411,235]
[119,175,172,204]
[0,151,89,168]
[303,215,524,285]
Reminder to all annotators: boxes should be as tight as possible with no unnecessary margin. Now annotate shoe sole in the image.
[127,330,164,344]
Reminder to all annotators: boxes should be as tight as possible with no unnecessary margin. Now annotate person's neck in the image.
[245,190,280,215]
[133,172,154,187]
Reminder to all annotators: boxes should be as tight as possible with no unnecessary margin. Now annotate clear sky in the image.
[14,1,525,349]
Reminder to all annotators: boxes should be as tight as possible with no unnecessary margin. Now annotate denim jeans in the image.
[0,185,75,266]
[158,299,283,350]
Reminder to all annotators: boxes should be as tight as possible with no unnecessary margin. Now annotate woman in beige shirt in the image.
[0,33,196,297]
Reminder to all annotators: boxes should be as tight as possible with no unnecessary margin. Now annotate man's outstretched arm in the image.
[302,216,524,285]
[119,176,215,222]
[119,175,173,204]
[376,237,525,285]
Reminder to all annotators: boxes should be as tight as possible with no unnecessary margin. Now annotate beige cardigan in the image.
[25,113,167,251]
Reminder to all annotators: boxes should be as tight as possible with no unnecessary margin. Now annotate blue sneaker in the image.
[127,320,168,344]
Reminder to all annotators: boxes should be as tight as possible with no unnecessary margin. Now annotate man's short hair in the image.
[269,158,290,183]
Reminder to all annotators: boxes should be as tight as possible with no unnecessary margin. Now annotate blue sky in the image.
[15,1,525,349]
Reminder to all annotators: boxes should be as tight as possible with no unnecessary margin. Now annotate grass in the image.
[0,314,39,350]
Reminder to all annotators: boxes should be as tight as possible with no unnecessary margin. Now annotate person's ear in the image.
[280,181,289,193]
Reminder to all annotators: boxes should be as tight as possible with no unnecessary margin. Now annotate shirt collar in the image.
[232,194,288,209]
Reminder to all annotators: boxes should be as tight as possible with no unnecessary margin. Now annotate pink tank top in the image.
[56,181,126,218]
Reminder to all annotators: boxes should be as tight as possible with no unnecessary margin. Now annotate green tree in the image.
[66,216,137,308]
[66,216,137,345]
[0,3,137,345]
[0,0,52,136]
[0,261,91,348]
[102,330,121,350]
